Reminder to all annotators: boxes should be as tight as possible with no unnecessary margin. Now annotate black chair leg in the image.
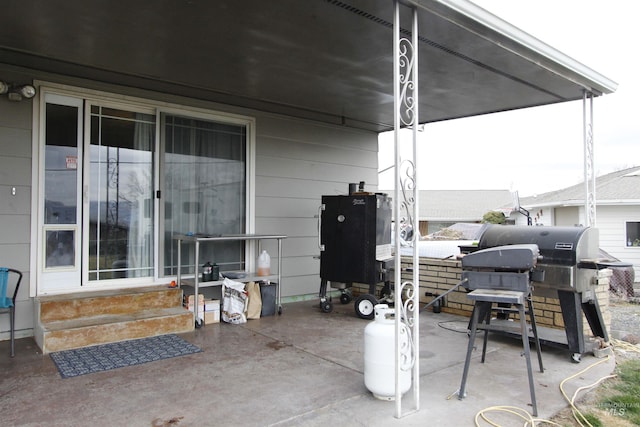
[10,306,15,357]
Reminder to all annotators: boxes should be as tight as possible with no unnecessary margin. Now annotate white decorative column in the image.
[583,91,596,227]
[393,0,420,418]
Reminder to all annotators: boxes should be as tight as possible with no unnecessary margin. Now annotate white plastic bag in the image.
[222,278,248,324]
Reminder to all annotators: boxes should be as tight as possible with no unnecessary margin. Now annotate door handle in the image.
[318,204,325,251]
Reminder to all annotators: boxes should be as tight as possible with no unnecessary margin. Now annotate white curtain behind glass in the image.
[126,116,155,278]
[163,115,246,275]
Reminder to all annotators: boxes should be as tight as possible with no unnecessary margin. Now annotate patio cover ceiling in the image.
[0,0,616,132]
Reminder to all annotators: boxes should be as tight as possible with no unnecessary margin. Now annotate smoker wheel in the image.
[379,283,392,300]
[340,293,352,304]
[354,294,377,320]
[321,300,333,313]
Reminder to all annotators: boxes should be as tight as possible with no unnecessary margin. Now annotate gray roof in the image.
[415,190,513,221]
[519,166,640,207]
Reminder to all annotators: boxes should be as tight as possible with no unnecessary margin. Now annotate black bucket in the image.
[260,281,277,317]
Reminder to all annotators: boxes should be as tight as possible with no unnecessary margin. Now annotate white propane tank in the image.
[364,304,411,400]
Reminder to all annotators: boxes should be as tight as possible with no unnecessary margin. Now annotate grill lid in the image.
[477,225,598,266]
[462,244,539,270]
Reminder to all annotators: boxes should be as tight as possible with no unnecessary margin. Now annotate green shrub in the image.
[482,211,506,224]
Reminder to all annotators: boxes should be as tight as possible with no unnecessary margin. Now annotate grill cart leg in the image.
[557,290,585,361]
[458,300,481,400]
[582,297,609,342]
[459,290,542,417]
[556,288,610,364]
[339,288,353,304]
[319,279,333,313]
[528,297,544,372]
[518,303,538,417]
[480,303,492,363]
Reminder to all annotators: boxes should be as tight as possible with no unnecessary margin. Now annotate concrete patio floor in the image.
[0,299,616,426]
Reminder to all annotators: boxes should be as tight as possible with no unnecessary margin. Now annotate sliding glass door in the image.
[161,114,247,276]
[38,88,250,294]
[87,105,156,281]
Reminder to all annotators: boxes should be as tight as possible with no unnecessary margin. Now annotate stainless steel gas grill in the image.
[476,225,610,361]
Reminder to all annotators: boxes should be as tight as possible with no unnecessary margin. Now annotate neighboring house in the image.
[513,166,640,278]
[0,1,615,343]
[415,190,514,235]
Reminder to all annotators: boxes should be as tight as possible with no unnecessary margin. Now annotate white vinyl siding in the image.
[0,71,33,339]
[254,115,379,296]
[596,205,640,278]
[554,206,580,226]
[1,70,380,339]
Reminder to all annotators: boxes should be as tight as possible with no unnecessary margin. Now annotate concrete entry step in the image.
[38,286,183,322]
[35,286,194,354]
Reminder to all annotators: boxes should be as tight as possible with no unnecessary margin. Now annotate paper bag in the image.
[245,281,262,319]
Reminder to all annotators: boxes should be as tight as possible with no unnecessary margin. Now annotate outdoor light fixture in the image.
[0,80,37,101]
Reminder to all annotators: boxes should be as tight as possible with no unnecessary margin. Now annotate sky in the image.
[378,0,640,197]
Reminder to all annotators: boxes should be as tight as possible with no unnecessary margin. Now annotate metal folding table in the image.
[173,233,286,326]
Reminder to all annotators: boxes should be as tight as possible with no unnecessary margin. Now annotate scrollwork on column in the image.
[393,279,415,373]
[585,122,596,225]
[398,38,416,127]
[398,159,416,247]
[396,35,418,373]
[583,92,596,227]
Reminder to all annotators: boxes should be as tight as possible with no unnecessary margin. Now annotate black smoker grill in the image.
[475,225,610,361]
[318,192,393,319]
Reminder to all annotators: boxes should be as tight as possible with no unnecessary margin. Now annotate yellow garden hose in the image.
[473,353,617,427]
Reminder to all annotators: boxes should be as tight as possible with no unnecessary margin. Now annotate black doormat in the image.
[50,334,201,378]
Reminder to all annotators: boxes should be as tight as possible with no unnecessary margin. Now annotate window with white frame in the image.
[626,221,640,247]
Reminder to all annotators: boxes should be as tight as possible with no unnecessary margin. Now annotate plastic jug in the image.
[257,250,271,276]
